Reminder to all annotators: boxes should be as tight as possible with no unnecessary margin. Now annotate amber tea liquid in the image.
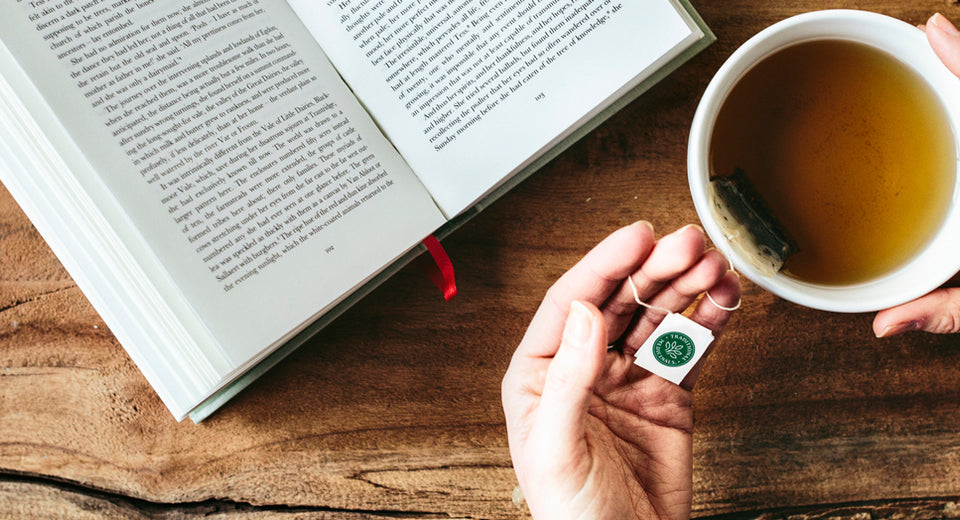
[711,39,956,285]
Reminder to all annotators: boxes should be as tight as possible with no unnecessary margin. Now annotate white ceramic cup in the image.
[688,9,960,312]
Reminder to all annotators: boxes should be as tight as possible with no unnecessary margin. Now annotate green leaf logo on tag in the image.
[652,331,695,367]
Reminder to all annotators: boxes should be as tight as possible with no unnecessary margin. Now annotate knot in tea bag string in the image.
[626,273,741,313]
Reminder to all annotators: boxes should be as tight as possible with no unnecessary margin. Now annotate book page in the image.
[0,0,445,369]
[286,0,702,216]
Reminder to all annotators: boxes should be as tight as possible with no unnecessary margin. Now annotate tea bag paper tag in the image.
[633,312,715,385]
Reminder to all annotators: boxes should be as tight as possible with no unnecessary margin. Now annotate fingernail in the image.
[634,220,655,234]
[564,301,594,345]
[876,320,920,338]
[930,13,960,36]
[676,223,705,236]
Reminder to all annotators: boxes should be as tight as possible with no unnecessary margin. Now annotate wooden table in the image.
[4,2,960,518]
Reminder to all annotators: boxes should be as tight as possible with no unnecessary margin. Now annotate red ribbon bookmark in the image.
[422,235,457,301]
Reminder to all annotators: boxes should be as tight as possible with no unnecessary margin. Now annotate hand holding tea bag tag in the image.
[875,13,960,337]
[502,223,740,520]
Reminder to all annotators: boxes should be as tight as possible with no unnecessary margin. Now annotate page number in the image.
[534,92,546,101]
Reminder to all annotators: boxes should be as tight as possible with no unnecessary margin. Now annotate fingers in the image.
[645,249,729,314]
[534,301,608,452]
[688,271,742,336]
[619,248,732,355]
[517,221,656,359]
[927,13,960,78]
[601,224,708,342]
[636,224,708,282]
[873,287,960,337]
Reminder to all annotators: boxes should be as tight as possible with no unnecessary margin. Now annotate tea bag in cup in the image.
[708,168,797,276]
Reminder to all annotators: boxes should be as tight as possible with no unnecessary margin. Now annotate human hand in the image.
[873,13,960,337]
[501,222,740,520]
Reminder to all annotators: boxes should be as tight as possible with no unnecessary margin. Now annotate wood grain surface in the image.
[3,2,960,518]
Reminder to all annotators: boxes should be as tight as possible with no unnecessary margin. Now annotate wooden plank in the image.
[3,476,959,520]
[0,477,482,519]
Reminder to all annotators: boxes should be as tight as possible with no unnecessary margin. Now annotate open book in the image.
[0,0,712,421]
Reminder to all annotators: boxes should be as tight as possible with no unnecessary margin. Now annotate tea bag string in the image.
[708,247,743,312]
[706,287,741,312]
[626,274,741,313]
[695,225,745,313]
[626,275,672,315]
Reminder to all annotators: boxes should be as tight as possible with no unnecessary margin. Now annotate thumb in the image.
[874,287,960,337]
[534,300,608,451]
[926,13,960,78]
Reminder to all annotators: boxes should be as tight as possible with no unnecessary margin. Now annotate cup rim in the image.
[688,9,960,312]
